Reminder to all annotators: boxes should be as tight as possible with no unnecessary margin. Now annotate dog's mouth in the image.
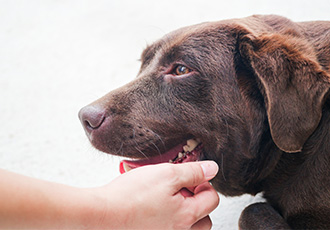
[120,138,203,174]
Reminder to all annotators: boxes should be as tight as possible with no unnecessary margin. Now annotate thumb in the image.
[171,161,218,191]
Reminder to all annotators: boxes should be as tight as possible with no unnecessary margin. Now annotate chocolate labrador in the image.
[79,15,330,229]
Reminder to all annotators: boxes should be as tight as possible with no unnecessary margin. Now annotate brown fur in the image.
[79,15,330,229]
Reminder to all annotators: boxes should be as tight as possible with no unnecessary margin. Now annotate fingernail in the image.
[201,161,219,179]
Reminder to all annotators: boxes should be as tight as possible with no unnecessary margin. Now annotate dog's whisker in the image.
[149,129,166,150]
[134,145,149,159]
[150,141,162,156]
[131,128,149,159]
[224,118,229,139]
[132,128,136,139]
[119,146,124,157]
[115,142,124,156]
[221,151,227,182]
[215,139,226,182]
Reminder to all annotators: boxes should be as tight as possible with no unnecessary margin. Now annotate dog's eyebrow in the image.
[159,46,182,63]
[140,45,152,62]
[140,42,163,64]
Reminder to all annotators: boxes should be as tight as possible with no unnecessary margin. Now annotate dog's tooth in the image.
[184,145,194,152]
[183,145,189,152]
[123,163,132,172]
[178,152,184,159]
[169,160,173,163]
[186,139,199,151]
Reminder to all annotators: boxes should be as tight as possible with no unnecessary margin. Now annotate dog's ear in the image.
[239,31,330,153]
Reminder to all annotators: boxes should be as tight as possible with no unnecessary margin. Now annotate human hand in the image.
[87,161,220,230]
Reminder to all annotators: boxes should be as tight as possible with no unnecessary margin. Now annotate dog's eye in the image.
[174,65,191,76]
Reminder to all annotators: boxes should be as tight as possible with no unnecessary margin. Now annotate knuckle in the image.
[173,206,199,228]
[198,216,213,230]
[167,165,179,178]
[189,163,203,185]
[207,190,220,212]
[178,215,197,229]
[165,164,181,183]
[186,206,200,224]
[213,191,220,207]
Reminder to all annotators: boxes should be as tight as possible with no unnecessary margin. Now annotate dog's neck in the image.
[256,98,330,216]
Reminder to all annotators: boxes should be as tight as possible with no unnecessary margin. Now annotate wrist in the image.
[69,187,108,229]
[77,186,126,230]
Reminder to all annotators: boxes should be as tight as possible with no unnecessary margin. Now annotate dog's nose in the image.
[78,105,106,132]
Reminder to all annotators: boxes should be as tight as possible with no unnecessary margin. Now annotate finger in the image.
[185,182,220,220]
[180,182,211,197]
[180,188,194,197]
[171,161,219,191]
[194,181,213,194]
[191,215,212,230]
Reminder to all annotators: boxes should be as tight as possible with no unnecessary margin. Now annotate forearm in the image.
[0,161,220,229]
[0,169,104,229]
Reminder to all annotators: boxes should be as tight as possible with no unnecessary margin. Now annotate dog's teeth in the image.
[186,139,199,151]
[171,139,202,164]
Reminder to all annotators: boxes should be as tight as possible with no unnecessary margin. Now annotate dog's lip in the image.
[119,140,203,174]
[119,143,185,173]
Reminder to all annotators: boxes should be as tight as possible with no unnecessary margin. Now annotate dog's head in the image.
[79,15,330,195]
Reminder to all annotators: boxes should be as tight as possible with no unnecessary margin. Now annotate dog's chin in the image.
[119,138,203,174]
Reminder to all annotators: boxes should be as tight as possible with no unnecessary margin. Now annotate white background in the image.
[1,0,329,229]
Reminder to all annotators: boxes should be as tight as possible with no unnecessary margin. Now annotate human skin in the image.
[0,161,219,229]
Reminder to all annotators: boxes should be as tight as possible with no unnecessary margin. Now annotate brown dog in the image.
[79,15,330,229]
